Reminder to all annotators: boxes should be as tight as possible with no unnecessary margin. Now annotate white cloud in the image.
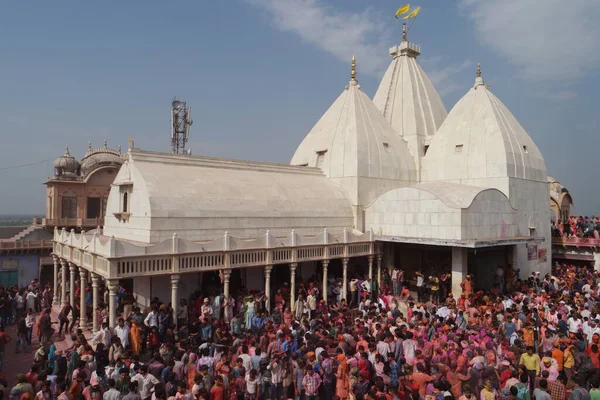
[459,0,600,81]
[422,59,472,97]
[246,0,392,76]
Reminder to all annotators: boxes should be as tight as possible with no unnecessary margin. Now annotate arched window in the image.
[122,192,128,213]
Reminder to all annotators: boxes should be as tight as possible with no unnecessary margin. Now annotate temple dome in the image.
[372,25,447,175]
[291,56,417,208]
[422,65,547,185]
[80,140,124,177]
[53,146,80,175]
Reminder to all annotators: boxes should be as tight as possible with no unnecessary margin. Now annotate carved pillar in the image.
[368,255,374,281]
[91,274,101,332]
[79,268,87,329]
[52,256,59,306]
[452,248,468,299]
[377,255,382,290]
[290,263,297,312]
[322,260,329,304]
[60,260,68,307]
[223,269,231,299]
[342,258,349,302]
[171,274,180,329]
[69,263,77,308]
[107,280,119,329]
[264,265,273,312]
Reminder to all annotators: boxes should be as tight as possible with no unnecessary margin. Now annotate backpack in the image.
[516,383,529,400]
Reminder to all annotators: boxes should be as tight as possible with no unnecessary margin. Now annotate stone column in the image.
[377,255,382,290]
[342,258,349,302]
[171,274,180,329]
[79,268,87,330]
[107,280,119,329]
[322,260,329,304]
[368,256,374,281]
[91,274,101,332]
[69,263,77,308]
[60,260,68,307]
[264,266,272,312]
[290,263,297,312]
[223,269,232,299]
[451,247,468,299]
[52,256,59,306]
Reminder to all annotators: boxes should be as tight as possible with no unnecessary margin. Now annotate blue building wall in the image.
[0,254,40,288]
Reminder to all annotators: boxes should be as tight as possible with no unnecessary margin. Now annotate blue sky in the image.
[1,0,599,215]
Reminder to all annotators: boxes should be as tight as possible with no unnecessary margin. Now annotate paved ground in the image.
[1,307,83,389]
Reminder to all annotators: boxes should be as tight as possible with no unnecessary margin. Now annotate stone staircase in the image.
[9,225,43,241]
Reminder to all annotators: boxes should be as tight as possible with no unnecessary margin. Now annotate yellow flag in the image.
[402,6,420,19]
[394,4,410,19]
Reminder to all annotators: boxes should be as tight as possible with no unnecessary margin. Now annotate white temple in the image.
[52,26,550,329]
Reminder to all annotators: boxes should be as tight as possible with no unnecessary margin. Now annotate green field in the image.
[0,215,38,227]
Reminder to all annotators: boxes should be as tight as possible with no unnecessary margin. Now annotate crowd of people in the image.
[552,216,600,239]
[2,262,600,400]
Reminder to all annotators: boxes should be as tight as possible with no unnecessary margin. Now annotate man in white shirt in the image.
[238,345,252,372]
[584,319,600,343]
[144,308,158,328]
[361,279,371,301]
[114,318,130,348]
[131,365,159,400]
[306,290,317,320]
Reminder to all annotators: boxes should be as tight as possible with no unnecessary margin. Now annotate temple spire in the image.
[350,55,358,84]
[477,63,482,78]
[402,23,407,41]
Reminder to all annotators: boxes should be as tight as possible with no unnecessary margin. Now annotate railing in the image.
[34,217,104,228]
[54,227,377,279]
[0,240,53,251]
[552,237,600,247]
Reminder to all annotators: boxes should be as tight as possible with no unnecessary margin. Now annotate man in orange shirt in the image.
[551,342,564,373]
[411,363,432,396]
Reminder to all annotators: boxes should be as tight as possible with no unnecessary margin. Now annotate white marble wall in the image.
[365,186,516,242]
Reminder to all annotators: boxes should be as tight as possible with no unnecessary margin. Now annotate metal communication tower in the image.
[170,98,193,154]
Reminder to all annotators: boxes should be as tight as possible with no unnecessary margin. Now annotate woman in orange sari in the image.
[335,354,349,399]
[186,353,198,389]
[130,322,142,357]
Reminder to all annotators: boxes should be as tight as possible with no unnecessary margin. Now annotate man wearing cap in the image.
[540,357,559,381]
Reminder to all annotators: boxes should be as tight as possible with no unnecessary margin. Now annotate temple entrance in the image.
[201,271,221,296]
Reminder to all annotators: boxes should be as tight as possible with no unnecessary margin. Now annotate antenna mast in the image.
[170,98,193,154]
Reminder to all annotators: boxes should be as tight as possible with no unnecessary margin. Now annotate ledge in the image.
[112,212,131,222]
[376,235,544,248]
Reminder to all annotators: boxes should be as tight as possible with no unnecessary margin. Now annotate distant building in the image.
[0,141,122,290]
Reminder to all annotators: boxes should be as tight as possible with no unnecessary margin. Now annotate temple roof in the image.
[291,56,416,204]
[372,25,447,142]
[422,64,547,183]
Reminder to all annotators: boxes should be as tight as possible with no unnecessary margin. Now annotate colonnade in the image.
[52,255,119,331]
[51,253,382,330]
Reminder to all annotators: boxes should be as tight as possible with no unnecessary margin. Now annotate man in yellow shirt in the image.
[520,346,541,392]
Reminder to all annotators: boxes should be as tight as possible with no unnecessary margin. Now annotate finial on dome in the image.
[118,145,121,153]
[350,55,357,83]
[88,141,92,151]
[128,137,134,150]
[104,139,108,148]
[474,62,485,88]
[65,145,70,156]
[402,23,407,41]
